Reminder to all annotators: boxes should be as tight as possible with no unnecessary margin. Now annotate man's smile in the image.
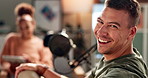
[98,38,111,44]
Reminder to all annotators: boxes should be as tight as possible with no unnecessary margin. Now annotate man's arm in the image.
[15,63,67,78]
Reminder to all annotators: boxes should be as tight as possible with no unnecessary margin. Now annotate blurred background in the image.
[0,0,148,77]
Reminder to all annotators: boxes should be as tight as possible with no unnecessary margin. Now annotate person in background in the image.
[0,3,53,77]
[15,0,148,78]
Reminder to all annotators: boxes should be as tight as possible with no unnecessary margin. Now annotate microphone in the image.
[48,34,72,56]
[43,30,97,68]
[43,29,76,57]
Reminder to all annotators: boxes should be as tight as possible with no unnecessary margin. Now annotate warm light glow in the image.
[92,4,104,31]
[62,0,93,13]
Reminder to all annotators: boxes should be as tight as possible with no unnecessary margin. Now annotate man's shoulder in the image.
[112,53,145,68]
[88,63,145,78]
[94,55,148,78]
[106,62,148,78]
[104,67,142,78]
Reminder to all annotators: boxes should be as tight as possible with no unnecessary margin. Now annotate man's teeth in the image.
[99,38,108,43]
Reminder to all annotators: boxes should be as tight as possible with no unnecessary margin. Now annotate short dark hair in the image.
[105,0,141,27]
[14,3,35,17]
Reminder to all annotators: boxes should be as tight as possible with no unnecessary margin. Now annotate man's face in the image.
[17,14,35,39]
[94,7,136,54]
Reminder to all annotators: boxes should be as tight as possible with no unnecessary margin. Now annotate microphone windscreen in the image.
[48,34,71,56]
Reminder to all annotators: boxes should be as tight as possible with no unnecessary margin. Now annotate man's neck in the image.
[104,46,133,61]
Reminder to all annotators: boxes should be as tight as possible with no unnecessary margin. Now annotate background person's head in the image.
[14,3,35,17]
[14,3,36,39]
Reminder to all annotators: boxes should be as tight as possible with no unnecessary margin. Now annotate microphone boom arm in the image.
[70,43,97,68]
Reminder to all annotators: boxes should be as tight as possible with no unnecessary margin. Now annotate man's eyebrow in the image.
[108,22,121,27]
[97,17,103,21]
[97,17,104,24]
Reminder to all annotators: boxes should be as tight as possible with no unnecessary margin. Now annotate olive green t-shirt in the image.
[88,48,148,78]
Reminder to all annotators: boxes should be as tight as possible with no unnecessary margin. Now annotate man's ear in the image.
[128,26,137,40]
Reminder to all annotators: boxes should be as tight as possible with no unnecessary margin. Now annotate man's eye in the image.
[109,25,118,29]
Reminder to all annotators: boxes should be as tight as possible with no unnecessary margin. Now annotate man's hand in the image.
[15,63,48,78]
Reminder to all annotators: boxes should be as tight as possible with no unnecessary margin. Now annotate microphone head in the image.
[48,34,71,56]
